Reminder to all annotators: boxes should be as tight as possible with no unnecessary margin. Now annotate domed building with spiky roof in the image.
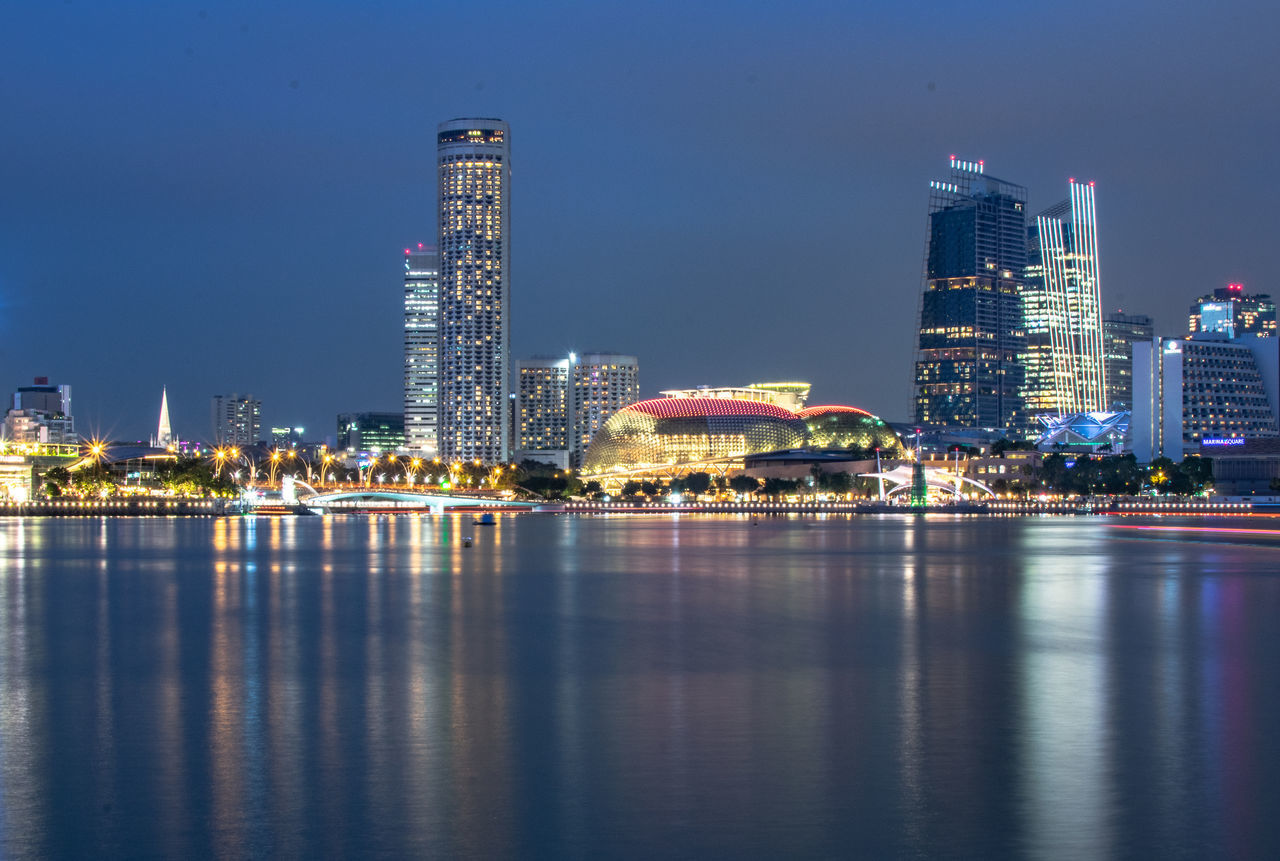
[580,398,810,477]
[580,394,904,484]
[798,406,908,458]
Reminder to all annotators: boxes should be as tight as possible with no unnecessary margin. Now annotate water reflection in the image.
[0,515,1278,858]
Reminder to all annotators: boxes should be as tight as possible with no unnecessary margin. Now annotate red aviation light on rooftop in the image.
[797,404,873,418]
[1227,282,1244,292]
[1068,177,1075,183]
[1088,181,1096,187]
[624,398,798,421]
[404,248,411,254]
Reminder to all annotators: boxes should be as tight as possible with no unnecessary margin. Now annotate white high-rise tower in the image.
[403,244,440,456]
[437,118,511,464]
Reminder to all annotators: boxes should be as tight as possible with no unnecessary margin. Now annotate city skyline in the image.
[1,2,1274,441]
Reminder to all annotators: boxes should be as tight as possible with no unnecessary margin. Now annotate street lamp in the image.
[319,453,336,487]
[212,446,228,479]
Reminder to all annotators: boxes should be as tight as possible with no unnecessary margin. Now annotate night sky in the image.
[1,1,1275,444]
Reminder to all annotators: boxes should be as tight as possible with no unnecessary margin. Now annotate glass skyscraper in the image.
[403,243,439,456]
[913,157,1027,431]
[1021,179,1106,422]
[437,118,511,464]
[1103,311,1153,411]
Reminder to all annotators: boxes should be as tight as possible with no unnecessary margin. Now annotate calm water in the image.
[1,513,1279,860]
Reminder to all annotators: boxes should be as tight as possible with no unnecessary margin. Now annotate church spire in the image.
[155,387,172,448]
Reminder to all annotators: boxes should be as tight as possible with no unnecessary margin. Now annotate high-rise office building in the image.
[1188,283,1276,339]
[570,353,640,467]
[437,118,511,464]
[1103,312,1153,410]
[516,356,570,454]
[337,412,405,454]
[1021,179,1106,420]
[914,157,1027,431]
[211,393,260,446]
[403,243,440,456]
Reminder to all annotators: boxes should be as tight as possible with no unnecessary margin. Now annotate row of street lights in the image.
[206,448,506,491]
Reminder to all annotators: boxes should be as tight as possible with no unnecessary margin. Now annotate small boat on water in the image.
[473,512,497,525]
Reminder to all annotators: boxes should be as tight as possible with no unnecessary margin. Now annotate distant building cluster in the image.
[909,155,1278,487]
[4,377,75,445]
[10,142,1279,497]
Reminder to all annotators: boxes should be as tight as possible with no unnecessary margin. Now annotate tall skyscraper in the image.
[211,394,260,446]
[403,243,440,456]
[516,356,571,454]
[1021,179,1106,420]
[569,353,640,467]
[913,157,1027,431]
[437,118,511,464]
[1103,312,1153,411]
[1188,283,1276,339]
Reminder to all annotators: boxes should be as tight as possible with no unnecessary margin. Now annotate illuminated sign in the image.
[1201,438,1246,446]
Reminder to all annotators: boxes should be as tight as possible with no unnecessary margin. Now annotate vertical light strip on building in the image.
[1027,179,1106,419]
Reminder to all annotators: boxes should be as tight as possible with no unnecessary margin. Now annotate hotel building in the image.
[437,118,511,463]
[1131,334,1279,461]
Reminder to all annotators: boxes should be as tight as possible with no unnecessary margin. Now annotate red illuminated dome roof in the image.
[797,405,872,418]
[623,398,799,421]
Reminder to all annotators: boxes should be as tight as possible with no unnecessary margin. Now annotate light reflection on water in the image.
[0,514,1278,858]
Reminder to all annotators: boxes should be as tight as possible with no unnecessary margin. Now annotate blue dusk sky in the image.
[0,0,1275,442]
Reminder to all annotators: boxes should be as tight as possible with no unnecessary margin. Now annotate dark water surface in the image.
[1,513,1279,859]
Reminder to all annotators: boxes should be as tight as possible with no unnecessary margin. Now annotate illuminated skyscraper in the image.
[437,118,511,463]
[516,356,570,454]
[1021,179,1106,420]
[515,352,640,468]
[1188,283,1276,339]
[403,243,439,456]
[1103,312,1153,411]
[913,157,1027,431]
[569,353,639,467]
